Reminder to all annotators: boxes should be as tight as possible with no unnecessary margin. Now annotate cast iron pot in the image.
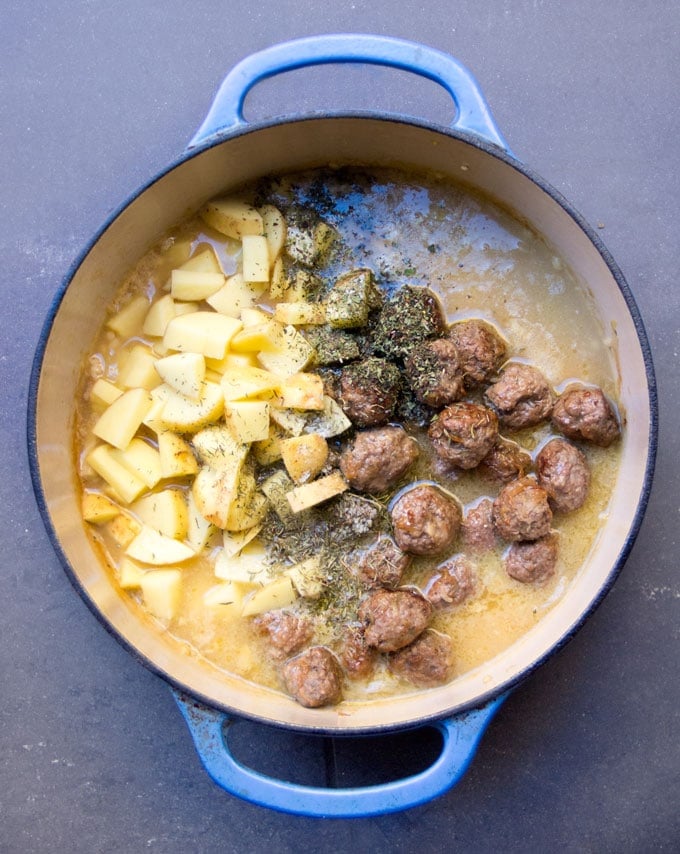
[28,35,657,818]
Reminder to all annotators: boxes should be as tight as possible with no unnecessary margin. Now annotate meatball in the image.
[355,536,411,589]
[404,337,464,408]
[551,386,621,447]
[461,498,498,552]
[447,319,507,386]
[282,646,344,708]
[373,286,446,359]
[254,610,312,659]
[428,402,499,469]
[480,437,532,483]
[388,630,453,688]
[505,534,559,584]
[339,624,376,679]
[359,588,433,652]
[339,426,419,494]
[425,556,476,609]
[536,438,591,513]
[493,476,553,542]
[391,484,462,555]
[339,357,401,427]
[485,363,555,429]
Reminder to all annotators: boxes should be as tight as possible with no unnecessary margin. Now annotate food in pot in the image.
[75,167,623,708]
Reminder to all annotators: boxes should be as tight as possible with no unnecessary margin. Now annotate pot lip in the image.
[27,111,658,734]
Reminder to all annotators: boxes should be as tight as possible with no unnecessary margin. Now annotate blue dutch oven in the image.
[28,35,656,818]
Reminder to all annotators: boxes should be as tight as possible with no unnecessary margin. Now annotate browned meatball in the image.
[551,386,621,447]
[389,630,453,688]
[254,610,313,659]
[480,437,532,483]
[505,534,559,584]
[358,588,433,652]
[447,319,507,386]
[339,624,376,679]
[536,438,591,513]
[485,363,555,429]
[373,286,446,359]
[338,357,401,427]
[282,646,344,708]
[404,337,464,408]
[391,484,462,555]
[493,477,553,542]
[339,426,419,494]
[461,498,498,552]
[428,402,499,469]
[355,536,411,589]
[425,556,476,609]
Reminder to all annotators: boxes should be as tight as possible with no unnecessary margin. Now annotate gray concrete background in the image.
[2,1,678,851]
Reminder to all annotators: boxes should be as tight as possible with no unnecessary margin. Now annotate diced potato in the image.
[257,325,315,376]
[206,273,267,318]
[140,569,182,622]
[126,525,194,565]
[157,431,199,478]
[163,311,242,359]
[161,237,192,270]
[131,489,188,539]
[269,406,307,436]
[155,380,224,432]
[82,491,121,524]
[86,445,147,504]
[241,575,298,617]
[277,372,325,410]
[273,301,326,326]
[191,434,249,528]
[186,489,218,552]
[259,204,287,268]
[285,221,336,267]
[220,366,280,401]
[146,297,182,336]
[206,351,258,374]
[226,486,268,533]
[118,557,147,589]
[111,437,162,489]
[116,344,162,391]
[191,425,248,470]
[230,318,287,353]
[283,270,321,302]
[154,352,206,400]
[178,245,223,274]
[302,395,352,438]
[286,471,348,513]
[173,301,200,317]
[224,400,270,443]
[142,393,169,433]
[214,541,270,584]
[170,269,225,301]
[92,388,152,450]
[222,524,263,559]
[269,255,287,300]
[252,423,287,465]
[90,378,123,409]
[106,295,149,337]
[240,306,272,327]
[104,513,142,548]
[280,434,329,484]
[325,268,375,329]
[201,198,264,240]
[285,556,324,599]
[203,580,256,611]
[242,234,270,283]
[260,470,296,522]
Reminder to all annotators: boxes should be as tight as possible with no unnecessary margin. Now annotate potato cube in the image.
[280,434,329,484]
[241,575,297,617]
[170,269,225,301]
[224,400,270,443]
[286,471,348,513]
[257,325,314,376]
[252,423,287,465]
[161,237,192,269]
[277,372,325,410]
[154,352,206,400]
[214,541,270,584]
[242,234,270,283]
[273,301,326,326]
[269,406,307,436]
[240,306,272,327]
[206,272,267,318]
[92,388,152,450]
[222,524,263,559]
[186,489,218,553]
[191,424,248,470]
[82,492,121,524]
[285,221,336,267]
[260,470,296,523]
[126,525,194,565]
[226,488,267,533]
[117,344,162,391]
[140,569,182,622]
[157,431,199,478]
[259,204,287,268]
[220,366,280,401]
[203,580,256,611]
[285,556,324,599]
[118,557,147,589]
[163,311,242,359]
[104,513,142,548]
[178,245,223,274]
[86,445,147,504]
[302,395,352,438]
[283,270,321,302]
[131,489,188,539]
[325,268,375,329]
[201,198,263,239]
[106,295,149,337]
[89,378,123,409]
[205,351,258,374]
[143,294,178,337]
[156,380,224,432]
[191,454,246,530]
[111,437,162,489]
[230,318,287,353]
[269,256,287,301]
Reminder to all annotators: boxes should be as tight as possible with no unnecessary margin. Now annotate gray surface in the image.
[2,1,678,851]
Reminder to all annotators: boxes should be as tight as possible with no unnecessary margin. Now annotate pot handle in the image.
[172,689,506,818]
[188,34,509,151]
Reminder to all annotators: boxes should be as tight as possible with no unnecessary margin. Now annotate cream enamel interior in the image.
[34,117,652,732]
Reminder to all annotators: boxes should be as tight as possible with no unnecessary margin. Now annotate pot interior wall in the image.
[34,117,652,732]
